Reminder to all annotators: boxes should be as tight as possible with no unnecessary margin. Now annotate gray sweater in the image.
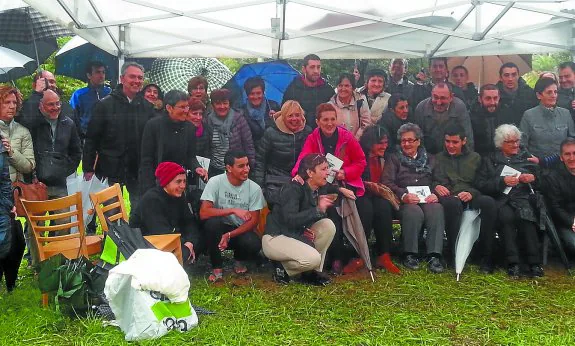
[520,105,575,158]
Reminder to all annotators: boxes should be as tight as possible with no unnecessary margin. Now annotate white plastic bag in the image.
[66,173,109,233]
[104,249,198,341]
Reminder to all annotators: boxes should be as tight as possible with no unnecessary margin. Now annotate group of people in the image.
[2,52,575,290]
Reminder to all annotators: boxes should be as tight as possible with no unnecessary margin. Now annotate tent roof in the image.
[21,0,575,59]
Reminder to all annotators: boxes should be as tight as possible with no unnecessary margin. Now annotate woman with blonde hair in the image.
[253,100,311,208]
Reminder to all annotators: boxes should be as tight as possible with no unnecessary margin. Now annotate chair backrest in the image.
[89,183,128,232]
[21,192,88,261]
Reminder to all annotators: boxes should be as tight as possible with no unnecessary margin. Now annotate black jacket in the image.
[386,76,414,100]
[470,105,515,156]
[130,186,201,246]
[253,124,312,186]
[195,121,212,158]
[557,87,575,119]
[82,84,154,181]
[18,90,74,130]
[461,83,479,111]
[242,100,280,146]
[496,78,538,126]
[264,181,337,244]
[139,114,201,192]
[282,77,335,128]
[26,112,81,187]
[474,149,540,222]
[377,109,413,151]
[542,164,575,229]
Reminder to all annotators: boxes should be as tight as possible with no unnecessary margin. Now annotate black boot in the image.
[271,261,290,284]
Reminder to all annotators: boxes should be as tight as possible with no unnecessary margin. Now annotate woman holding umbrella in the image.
[475,124,543,278]
[241,77,280,146]
[291,103,365,274]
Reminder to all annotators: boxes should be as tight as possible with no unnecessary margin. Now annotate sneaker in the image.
[300,271,331,286]
[342,258,364,274]
[402,254,419,270]
[530,265,544,278]
[479,258,494,274]
[427,256,444,274]
[376,253,401,274]
[271,262,290,284]
[507,264,521,278]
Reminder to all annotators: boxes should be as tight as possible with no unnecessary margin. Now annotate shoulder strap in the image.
[356,99,364,122]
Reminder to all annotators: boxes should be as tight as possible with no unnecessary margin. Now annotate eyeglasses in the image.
[503,139,520,145]
[44,101,61,108]
[400,138,419,144]
[189,110,203,116]
[174,105,190,111]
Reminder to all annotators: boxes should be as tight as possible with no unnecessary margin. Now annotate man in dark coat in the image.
[542,137,575,256]
[82,62,154,219]
[410,57,465,110]
[557,61,575,120]
[470,84,515,156]
[282,54,334,127]
[432,124,497,272]
[386,58,414,100]
[496,62,538,125]
[450,65,478,111]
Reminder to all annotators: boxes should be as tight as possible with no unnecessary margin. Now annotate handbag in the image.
[13,172,48,217]
[364,181,401,210]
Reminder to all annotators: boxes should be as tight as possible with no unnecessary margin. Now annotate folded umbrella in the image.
[339,197,374,281]
[454,209,481,281]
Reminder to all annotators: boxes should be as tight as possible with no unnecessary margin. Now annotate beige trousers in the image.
[262,218,335,276]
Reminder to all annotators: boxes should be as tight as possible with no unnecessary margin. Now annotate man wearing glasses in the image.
[139,90,208,192]
[413,83,474,155]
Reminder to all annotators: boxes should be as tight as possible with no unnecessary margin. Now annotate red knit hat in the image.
[155,162,186,187]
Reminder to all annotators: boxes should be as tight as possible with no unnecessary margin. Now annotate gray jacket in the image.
[520,105,575,158]
[0,120,35,182]
[413,97,474,155]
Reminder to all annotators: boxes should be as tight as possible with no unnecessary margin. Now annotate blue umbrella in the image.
[55,36,154,83]
[224,60,300,107]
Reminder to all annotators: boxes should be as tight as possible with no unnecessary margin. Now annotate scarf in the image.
[368,155,384,183]
[246,100,267,129]
[397,147,432,174]
[208,109,235,146]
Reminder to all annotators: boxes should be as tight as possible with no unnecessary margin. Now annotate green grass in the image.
[1,263,575,345]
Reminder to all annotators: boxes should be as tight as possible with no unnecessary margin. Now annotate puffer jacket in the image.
[292,126,366,197]
[205,108,255,169]
[282,77,335,128]
[432,147,481,198]
[253,123,312,187]
[474,149,540,222]
[542,163,575,229]
[381,148,435,200]
[0,121,35,183]
[413,97,474,155]
[496,78,538,125]
[83,84,154,180]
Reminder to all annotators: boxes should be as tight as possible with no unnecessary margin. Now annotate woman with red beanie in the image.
[130,161,203,265]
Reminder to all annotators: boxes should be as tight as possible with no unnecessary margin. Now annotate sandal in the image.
[208,269,223,283]
[233,261,248,274]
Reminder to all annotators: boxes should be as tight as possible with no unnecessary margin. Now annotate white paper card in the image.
[325,153,344,184]
[196,156,210,189]
[407,186,431,203]
[500,165,521,195]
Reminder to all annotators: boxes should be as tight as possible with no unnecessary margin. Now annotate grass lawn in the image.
[3,182,575,345]
[1,259,575,345]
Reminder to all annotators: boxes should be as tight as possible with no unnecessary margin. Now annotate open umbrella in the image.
[55,36,155,83]
[0,6,71,65]
[0,46,36,82]
[447,55,532,86]
[454,209,481,281]
[148,58,232,94]
[339,197,374,281]
[223,60,299,106]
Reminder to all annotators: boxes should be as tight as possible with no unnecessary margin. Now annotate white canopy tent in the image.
[19,0,575,59]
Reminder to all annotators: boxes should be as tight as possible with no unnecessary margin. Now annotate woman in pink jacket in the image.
[292,103,366,274]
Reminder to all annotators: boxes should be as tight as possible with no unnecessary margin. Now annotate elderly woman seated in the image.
[262,153,336,286]
[381,123,445,273]
[475,124,543,278]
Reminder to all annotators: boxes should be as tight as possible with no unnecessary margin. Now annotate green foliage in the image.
[219,58,259,74]
[9,36,85,103]
[523,52,572,88]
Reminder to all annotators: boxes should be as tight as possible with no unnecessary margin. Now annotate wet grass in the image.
[1,261,574,345]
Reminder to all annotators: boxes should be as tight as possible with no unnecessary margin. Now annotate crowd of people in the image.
[1,53,575,290]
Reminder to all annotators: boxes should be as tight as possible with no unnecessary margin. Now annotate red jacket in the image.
[292,127,366,197]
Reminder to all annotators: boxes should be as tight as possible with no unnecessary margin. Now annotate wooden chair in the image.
[21,192,102,306]
[89,183,183,264]
[256,206,269,237]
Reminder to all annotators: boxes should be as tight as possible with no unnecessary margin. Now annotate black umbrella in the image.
[0,7,71,65]
[100,219,155,266]
[529,184,572,274]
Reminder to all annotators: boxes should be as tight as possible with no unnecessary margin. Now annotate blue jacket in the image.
[70,84,111,137]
